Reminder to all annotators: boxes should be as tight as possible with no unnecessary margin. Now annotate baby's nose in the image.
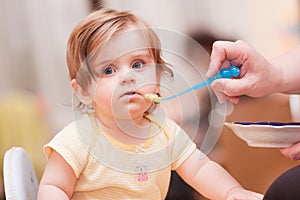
[120,70,136,85]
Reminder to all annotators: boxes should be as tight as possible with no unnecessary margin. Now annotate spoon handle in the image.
[159,65,240,102]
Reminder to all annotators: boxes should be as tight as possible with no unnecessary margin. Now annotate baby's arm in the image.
[37,151,77,200]
[176,149,263,200]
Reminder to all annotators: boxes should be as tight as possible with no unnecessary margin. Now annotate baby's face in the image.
[89,28,161,120]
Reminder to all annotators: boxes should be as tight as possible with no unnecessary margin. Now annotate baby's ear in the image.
[71,79,93,105]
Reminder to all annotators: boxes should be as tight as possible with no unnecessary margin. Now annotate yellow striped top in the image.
[44,112,196,200]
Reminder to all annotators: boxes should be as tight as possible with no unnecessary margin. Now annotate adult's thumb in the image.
[211,79,246,97]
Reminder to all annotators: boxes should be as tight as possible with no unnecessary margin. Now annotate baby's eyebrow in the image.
[130,53,153,61]
[93,49,151,66]
[93,57,112,67]
[131,54,151,60]
[129,48,150,56]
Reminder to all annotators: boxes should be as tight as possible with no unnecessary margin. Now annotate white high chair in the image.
[3,147,39,200]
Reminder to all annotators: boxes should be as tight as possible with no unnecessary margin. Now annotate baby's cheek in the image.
[142,83,160,95]
[93,88,113,107]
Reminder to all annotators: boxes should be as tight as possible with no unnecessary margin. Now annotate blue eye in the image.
[102,66,116,75]
[132,61,144,69]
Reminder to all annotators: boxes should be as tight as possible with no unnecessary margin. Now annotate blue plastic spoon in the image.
[145,65,240,102]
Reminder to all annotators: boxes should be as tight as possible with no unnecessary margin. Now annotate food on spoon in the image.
[144,94,160,103]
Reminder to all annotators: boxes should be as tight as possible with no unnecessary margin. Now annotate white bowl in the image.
[224,122,300,148]
[290,95,300,121]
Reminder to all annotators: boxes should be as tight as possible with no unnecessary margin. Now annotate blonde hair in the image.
[66,8,173,108]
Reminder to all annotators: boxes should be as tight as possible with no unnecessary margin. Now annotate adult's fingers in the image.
[227,96,240,104]
[279,142,300,160]
[213,89,240,104]
[210,78,251,97]
[207,40,250,77]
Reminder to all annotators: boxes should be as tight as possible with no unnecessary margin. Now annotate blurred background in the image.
[0,0,300,199]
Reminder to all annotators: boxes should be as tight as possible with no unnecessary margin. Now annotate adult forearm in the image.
[272,45,300,94]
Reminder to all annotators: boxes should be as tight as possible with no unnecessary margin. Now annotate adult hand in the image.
[279,142,300,160]
[207,40,283,104]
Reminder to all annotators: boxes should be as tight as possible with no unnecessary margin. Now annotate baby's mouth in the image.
[121,91,141,98]
[124,91,136,96]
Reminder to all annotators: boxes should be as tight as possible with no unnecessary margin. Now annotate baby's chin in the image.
[112,103,150,118]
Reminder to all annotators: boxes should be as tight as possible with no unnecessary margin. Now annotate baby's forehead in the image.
[91,29,155,62]
[107,29,152,53]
